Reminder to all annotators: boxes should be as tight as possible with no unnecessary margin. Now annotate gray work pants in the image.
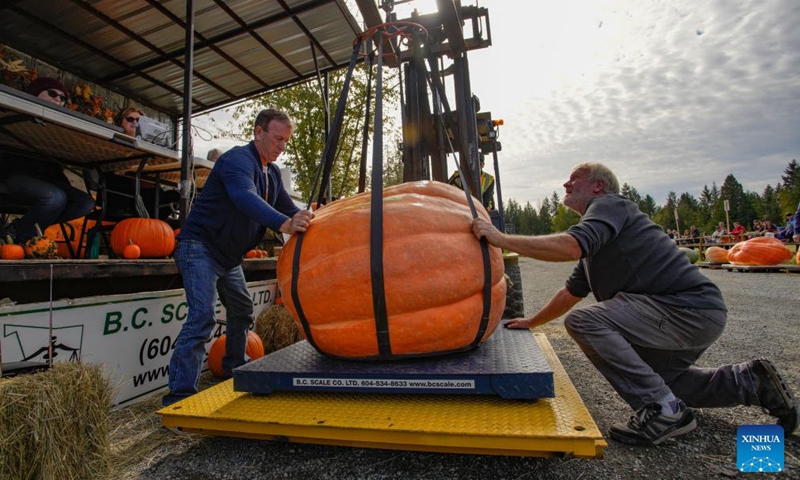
[564,292,760,411]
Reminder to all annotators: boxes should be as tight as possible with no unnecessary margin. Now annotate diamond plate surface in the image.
[160,333,607,458]
[234,327,553,399]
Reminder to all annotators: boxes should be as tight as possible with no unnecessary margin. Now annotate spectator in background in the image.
[690,225,700,238]
[118,107,145,137]
[793,203,800,243]
[103,107,179,220]
[777,210,797,242]
[0,77,95,243]
[750,219,764,237]
[207,148,223,162]
[762,219,778,236]
[710,225,725,244]
[730,221,746,241]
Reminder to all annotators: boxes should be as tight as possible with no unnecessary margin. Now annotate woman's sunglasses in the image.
[125,116,140,123]
[46,89,68,102]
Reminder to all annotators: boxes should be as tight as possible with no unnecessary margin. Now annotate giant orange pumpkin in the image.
[704,246,729,264]
[727,237,793,265]
[110,218,175,258]
[207,331,265,378]
[277,181,507,360]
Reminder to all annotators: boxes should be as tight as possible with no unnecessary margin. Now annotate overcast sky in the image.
[194,0,799,208]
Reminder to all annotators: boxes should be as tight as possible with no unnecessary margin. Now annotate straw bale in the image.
[255,304,304,353]
[0,362,113,480]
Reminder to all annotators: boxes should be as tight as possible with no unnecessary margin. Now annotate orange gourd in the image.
[1,236,25,260]
[704,246,729,264]
[727,237,793,265]
[277,181,507,360]
[123,242,141,259]
[23,224,58,259]
[207,331,265,378]
[110,218,175,258]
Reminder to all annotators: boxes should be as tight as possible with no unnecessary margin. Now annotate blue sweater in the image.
[177,141,300,268]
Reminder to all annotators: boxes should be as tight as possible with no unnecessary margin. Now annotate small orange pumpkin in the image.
[704,246,729,264]
[1,236,25,260]
[727,237,793,265]
[207,331,265,378]
[123,242,142,259]
[245,249,258,259]
[110,218,175,258]
[23,224,58,259]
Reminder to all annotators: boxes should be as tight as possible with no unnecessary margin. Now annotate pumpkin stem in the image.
[33,223,44,237]
[5,235,15,245]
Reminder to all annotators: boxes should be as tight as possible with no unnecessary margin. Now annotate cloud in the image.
[470,0,800,206]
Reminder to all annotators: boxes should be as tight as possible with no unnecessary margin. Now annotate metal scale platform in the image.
[234,325,554,399]
[160,331,607,457]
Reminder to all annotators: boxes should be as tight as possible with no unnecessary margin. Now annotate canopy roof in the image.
[0,0,363,118]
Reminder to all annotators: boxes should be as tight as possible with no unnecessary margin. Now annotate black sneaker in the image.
[750,358,799,434]
[609,401,697,446]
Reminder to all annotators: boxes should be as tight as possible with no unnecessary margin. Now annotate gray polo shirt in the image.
[565,194,726,310]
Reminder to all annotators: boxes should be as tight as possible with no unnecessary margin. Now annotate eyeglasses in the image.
[46,89,68,103]
[125,116,140,123]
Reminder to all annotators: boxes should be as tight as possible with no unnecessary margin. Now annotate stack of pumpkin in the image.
[109,218,175,259]
[1,218,177,260]
[705,237,795,265]
[0,224,58,260]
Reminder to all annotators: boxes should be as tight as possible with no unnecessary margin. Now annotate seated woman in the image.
[0,78,95,243]
[102,107,179,220]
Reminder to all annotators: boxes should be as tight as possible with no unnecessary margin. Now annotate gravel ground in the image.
[124,258,800,479]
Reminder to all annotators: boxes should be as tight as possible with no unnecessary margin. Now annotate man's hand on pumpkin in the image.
[472,217,502,246]
[280,210,315,234]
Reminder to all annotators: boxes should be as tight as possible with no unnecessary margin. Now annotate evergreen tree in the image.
[639,195,657,217]
[503,198,521,234]
[779,159,800,212]
[621,183,642,205]
[718,174,756,231]
[551,203,581,232]
[538,198,553,234]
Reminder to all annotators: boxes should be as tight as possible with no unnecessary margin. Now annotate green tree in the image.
[778,159,800,212]
[758,185,782,223]
[503,198,522,234]
[225,64,398,200]
[538,197,553,234]
[551,203,580,232]
[639,194,658,217]
[621,183,642,205]
[718,174,756,231]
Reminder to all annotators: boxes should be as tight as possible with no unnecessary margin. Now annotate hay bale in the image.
[255,304,304,353]
[0,363,113,480]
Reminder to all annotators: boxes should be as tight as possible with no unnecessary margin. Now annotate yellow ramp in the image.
[159,333,607,457]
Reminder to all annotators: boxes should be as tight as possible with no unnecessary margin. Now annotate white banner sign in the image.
[0,280,277,406]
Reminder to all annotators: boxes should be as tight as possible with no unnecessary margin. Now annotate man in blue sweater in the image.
[163,109,313,407]
[472,162,798,446]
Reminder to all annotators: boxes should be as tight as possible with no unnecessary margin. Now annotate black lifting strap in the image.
[420,47,493,349]
[291,37,363,351]
[370,39,391,357]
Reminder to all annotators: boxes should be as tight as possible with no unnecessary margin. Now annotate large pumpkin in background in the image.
[277,181,507,360]
[727,237,793,265]
[110,218,175,258]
